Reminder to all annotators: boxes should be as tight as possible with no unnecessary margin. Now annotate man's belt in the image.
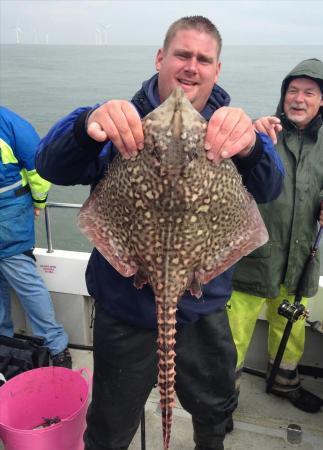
[15,185,30,197]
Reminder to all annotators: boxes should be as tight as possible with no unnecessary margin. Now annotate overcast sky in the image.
[1,0,323,46]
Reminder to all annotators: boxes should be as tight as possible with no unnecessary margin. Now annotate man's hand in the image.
[34,207,41,218]
[86,100,144,159]
[204,107,256,164]
[253,116,282,144]
[319,201,323,227]
[319,209,323,227]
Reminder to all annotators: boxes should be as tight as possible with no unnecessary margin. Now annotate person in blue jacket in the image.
[36,16,284,450]
[0,106,72,369]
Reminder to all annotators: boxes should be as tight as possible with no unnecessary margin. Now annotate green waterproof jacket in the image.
[233,58,323,298]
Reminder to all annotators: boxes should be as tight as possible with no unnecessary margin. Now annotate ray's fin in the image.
[77,186,138,277]
[197,195,268,284]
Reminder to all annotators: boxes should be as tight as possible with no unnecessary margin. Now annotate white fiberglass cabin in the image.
[4,202,323,450]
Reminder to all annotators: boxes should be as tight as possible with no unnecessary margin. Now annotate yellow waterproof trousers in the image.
[227,285,307,372]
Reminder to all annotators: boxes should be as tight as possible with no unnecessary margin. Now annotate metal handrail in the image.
[44,202,82,253]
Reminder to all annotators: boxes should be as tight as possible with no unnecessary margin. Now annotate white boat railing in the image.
[44,201,82,253]
[42,201,323,321]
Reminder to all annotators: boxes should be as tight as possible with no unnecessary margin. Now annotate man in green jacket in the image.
[228,58,323,413]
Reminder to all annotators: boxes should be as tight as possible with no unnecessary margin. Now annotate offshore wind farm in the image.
[6,22,111,46]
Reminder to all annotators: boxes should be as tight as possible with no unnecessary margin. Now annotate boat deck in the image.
[1,348,322,450]
[73,349,323,449]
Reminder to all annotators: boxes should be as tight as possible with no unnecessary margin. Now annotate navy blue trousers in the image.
[84,303,237,450]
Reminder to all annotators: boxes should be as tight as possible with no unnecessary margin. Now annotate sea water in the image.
[1,44,322,252]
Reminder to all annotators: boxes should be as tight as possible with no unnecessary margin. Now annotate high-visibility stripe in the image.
[0,180,22,194]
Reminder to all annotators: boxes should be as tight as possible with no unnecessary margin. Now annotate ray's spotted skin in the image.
[78,87,268,449]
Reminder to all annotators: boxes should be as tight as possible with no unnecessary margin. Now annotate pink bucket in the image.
[0,366,92,450]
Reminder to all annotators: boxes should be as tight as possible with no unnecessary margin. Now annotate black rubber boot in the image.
[195,444,224,450]
[193,417,226,450]
[225,414,234,433]
[270,386,323,413]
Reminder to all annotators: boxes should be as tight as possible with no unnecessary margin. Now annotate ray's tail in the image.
[156,298,177,450]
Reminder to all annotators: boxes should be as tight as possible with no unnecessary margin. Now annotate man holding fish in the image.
[36,16,284,450]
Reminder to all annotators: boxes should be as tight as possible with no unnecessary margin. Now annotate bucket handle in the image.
[0,372,6,385]
[78,367,92,389]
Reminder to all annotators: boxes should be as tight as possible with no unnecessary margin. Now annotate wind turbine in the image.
[99,24,110,45]
[95,27,102,45]
[12,23,23,44]
[33,28,39,45]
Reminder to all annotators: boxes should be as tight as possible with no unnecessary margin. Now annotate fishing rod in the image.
[266,223,323,393]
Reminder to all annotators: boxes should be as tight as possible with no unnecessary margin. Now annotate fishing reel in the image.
[278,299,308,323]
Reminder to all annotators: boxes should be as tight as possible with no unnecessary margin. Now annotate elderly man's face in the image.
[155,29,221,112]
[284,78,323,129]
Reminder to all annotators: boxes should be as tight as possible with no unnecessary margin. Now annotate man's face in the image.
[284,78,323,129]
[155,29,221,112]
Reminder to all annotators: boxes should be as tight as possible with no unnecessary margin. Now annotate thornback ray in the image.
[77,87,268,449]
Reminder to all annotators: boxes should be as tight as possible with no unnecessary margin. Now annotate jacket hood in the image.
[276,58,323,120]
[134,73,230,120]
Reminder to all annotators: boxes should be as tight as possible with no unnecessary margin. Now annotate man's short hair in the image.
[163,16,222,57]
